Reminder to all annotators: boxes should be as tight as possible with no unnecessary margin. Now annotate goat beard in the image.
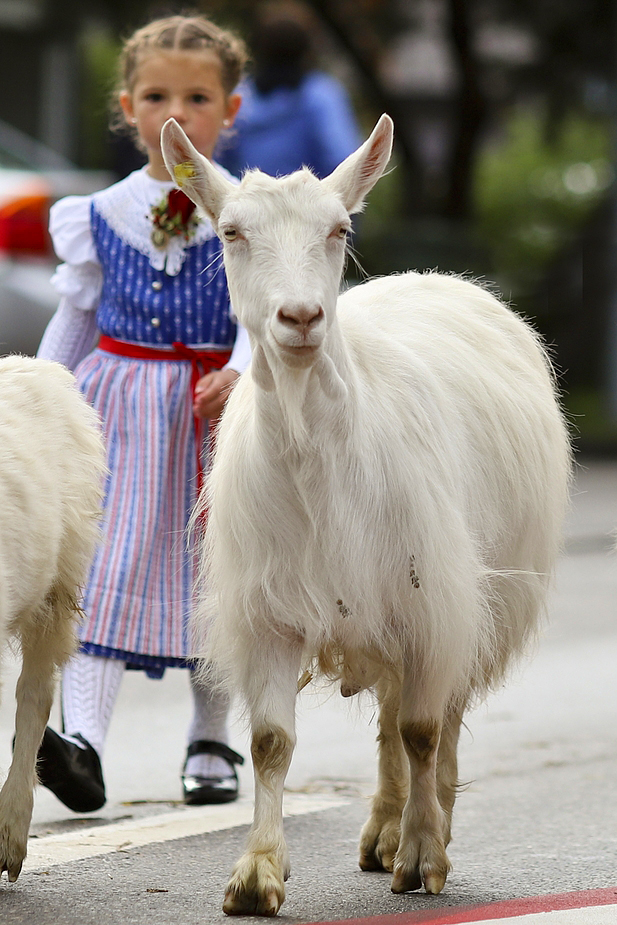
[315,354,347,402]
[274,365,313,448]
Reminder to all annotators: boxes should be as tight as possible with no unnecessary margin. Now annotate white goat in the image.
[0,355,104,881]
[162,115,571,916]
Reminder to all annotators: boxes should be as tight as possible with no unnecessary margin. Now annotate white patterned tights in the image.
[61,652,233,779]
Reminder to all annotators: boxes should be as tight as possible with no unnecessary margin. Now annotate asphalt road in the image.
[0,458,615,924]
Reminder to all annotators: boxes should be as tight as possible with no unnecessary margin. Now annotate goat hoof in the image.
[359,818,400,872]
[0,822,27,883]
[424,870,447,894]
[390,864,422,893]
[1,858,24,883]
[391,858,448,895]
[359,853,381,871]
[359,847,395,873]
[223,887,281,917]
[222,853,286,916]
[8,863,23,883]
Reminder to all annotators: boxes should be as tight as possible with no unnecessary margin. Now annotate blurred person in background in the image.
[218,0,362,179]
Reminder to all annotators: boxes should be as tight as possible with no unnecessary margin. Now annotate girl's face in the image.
[120,49,241,180]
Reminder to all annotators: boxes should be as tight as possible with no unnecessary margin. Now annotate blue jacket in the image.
[219,72,362,179]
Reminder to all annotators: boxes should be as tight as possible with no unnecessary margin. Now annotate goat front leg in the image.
[391,662,451,896]
[359,676,408,872]
[0,627,59,881]
[223,635,302,917]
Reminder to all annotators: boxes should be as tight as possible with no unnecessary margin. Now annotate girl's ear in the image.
[160,118,235,226]
[119,91,135,127]
[321,113,394,215]
[224,93,242,128]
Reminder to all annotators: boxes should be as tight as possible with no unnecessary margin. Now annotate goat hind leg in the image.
[437,706,464,847]
[223,638,302,917]
[359,678,408,873]
[391,667,451,895]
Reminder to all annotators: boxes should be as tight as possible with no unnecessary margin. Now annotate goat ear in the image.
[160,118,233,225]
[321,113,393,214]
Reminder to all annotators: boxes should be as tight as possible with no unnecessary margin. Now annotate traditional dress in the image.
[38,165,250,678]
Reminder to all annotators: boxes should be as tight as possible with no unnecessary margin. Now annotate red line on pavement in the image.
[299,886,617,925]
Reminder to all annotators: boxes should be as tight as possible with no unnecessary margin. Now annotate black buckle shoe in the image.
[36,727,106,813]
[182,740,244,805]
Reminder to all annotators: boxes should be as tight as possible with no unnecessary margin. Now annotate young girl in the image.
[36,14,249,811]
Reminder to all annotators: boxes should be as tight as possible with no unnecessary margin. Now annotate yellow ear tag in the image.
[173,162,196,186]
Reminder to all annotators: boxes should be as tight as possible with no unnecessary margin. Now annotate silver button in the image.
[151,317,161,327]
[152,280,163,291]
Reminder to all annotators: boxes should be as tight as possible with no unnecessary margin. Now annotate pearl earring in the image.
[223,119,231,127]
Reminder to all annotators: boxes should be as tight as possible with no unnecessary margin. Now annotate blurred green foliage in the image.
[355,105,617,447]
[79,28,120,169]
[473,107,617,448]
[473,107,613,299]
[353,106,615,296]
[565,388,617,447]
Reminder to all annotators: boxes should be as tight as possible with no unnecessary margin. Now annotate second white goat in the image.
[0,356,105,881]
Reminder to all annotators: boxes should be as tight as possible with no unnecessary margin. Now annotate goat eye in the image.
[223,228,238,241]
[335,225,350,239]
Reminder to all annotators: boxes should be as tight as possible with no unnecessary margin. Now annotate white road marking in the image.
[25,793,348,870]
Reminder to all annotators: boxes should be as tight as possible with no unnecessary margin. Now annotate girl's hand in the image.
[193,368,239,419]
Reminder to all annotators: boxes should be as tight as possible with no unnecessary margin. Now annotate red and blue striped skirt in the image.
[74,346,223,675]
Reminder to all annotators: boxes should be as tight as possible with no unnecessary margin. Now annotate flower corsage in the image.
[150,188,199,248]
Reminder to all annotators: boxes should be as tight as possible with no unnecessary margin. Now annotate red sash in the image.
[98,336,231,496]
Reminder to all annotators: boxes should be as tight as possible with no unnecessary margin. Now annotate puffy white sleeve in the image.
[38,195,102,370]
[49,195,103,311]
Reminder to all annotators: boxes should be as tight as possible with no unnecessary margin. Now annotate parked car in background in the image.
[0,120,113,357]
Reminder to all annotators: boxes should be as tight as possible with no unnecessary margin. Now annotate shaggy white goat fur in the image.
[0,355,104,881]
[162,114,572,916]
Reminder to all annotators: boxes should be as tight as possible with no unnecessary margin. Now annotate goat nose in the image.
[277,304,324,329]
